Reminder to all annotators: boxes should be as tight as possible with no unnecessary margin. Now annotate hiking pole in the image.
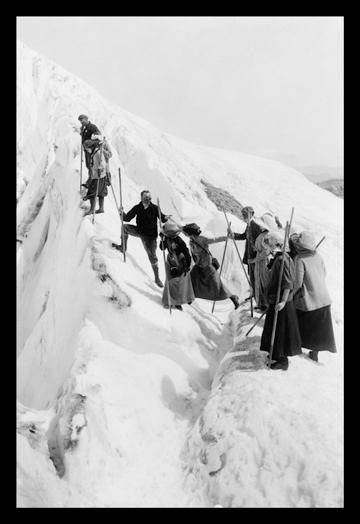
[118,168,126,263]
[92,177,100,225]
[223,211,252,290]
[245,308,267,336]
[316,236,326,249]
[211,222,231,313]
[157,197,172,315]
[80,137,83,192]
[267,207,294,368]
[246,216,254,318]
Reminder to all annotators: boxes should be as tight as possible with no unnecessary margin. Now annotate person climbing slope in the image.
[182,223,240,310]
[82,137,111,215]
[78,114,101,187]
[159,222,195,311]
[260,232,302,370]
[292,230,337,362]
[112,190,171,288]
[228,206,267,307]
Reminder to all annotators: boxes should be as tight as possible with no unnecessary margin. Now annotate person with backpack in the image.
[78,114,101,187]
[292,230,337,362]
[228,206,267,308]
[112,190,171,288]
[82,137,111,215]
[259,232,302,370]
[159,222,195,311]
[182,223,240,309]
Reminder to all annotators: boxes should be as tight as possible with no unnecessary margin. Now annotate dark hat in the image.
[78,114,88,121]
[242,206,255,215]
[182,223,201,236]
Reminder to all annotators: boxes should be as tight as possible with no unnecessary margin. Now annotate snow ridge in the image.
[17,41,343,508]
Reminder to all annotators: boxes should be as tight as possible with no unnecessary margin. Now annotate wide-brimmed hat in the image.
[261,213,277,231]
[182,223,201,236]
[163,221,181,238]
[294,230,316,251]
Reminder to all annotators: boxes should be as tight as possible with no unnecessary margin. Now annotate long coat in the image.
[189,235,231,301]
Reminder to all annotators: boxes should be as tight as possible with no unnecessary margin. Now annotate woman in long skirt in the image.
[292,230,336,362]
[182,223,240,309]
[260,234,302,370]
[248,231,271,310]
[160,222,195,311]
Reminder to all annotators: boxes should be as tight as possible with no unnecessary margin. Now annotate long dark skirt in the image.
[162,263,195,307]
[85,177,108,199]
[190,264,231,301]
[260,300,302,361]
[296,305,337,353]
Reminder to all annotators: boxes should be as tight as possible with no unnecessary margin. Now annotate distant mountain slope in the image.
[296,165,343,184]
[317,178,343,198]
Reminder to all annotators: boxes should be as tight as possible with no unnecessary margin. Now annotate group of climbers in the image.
[77,114,337,371]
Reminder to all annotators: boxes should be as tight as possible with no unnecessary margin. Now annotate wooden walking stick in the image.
[80,137,83,192]
[316,236,326,249]
[92,177,100,225]
[223,211,252,290]
[245,308,267,336]
[245,215,254,318]
[118,168,126,263]
[157,197,172,315]
[267,207,294,368]
[211,221,231,313]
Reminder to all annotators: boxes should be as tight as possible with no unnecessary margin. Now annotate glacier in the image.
[16,41,343,508]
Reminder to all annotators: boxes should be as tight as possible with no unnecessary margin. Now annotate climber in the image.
[82,137,112,215]
[182,223,240,310]
[78,114,101,187]
[112,190,171,288]
[259,232,302,370]
[292,230,337,362]
[228,206,267,308]
[159,222,195,311]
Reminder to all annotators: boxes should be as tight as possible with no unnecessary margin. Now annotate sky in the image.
[17,16,343,168]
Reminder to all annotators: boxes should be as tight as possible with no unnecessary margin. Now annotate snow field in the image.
[17,41,343,507]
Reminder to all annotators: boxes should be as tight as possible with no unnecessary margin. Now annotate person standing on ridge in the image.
[159,222,195,311]
[292,230,337,362]
[112,190,171,288]
[228,206,267,308]
[78,114,101,187]
[259,233,302,370]
[82,137,111,215]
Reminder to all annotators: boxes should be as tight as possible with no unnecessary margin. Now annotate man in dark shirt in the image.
[229,206,267,304]
[112,190,170,288]
[78,115,101,187]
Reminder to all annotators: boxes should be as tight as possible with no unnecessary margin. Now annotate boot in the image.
[309,350,319,362]
[174,305,183,311]
[95,197,105,214]
[270,357,289,370]
[153,265,164,288]
[112,234,127,252]
[84,198,96,216]
[230,294,240,309]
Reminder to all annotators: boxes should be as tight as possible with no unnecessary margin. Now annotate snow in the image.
[17,41,343,507]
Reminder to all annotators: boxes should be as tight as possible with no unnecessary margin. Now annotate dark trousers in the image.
[122,224,158,267]
[246,262,256,297]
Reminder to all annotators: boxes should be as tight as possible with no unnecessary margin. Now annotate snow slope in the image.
[17,41,343,507]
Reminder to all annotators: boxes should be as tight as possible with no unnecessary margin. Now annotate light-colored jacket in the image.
[91,142,112,180]
[293,252,331,311]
